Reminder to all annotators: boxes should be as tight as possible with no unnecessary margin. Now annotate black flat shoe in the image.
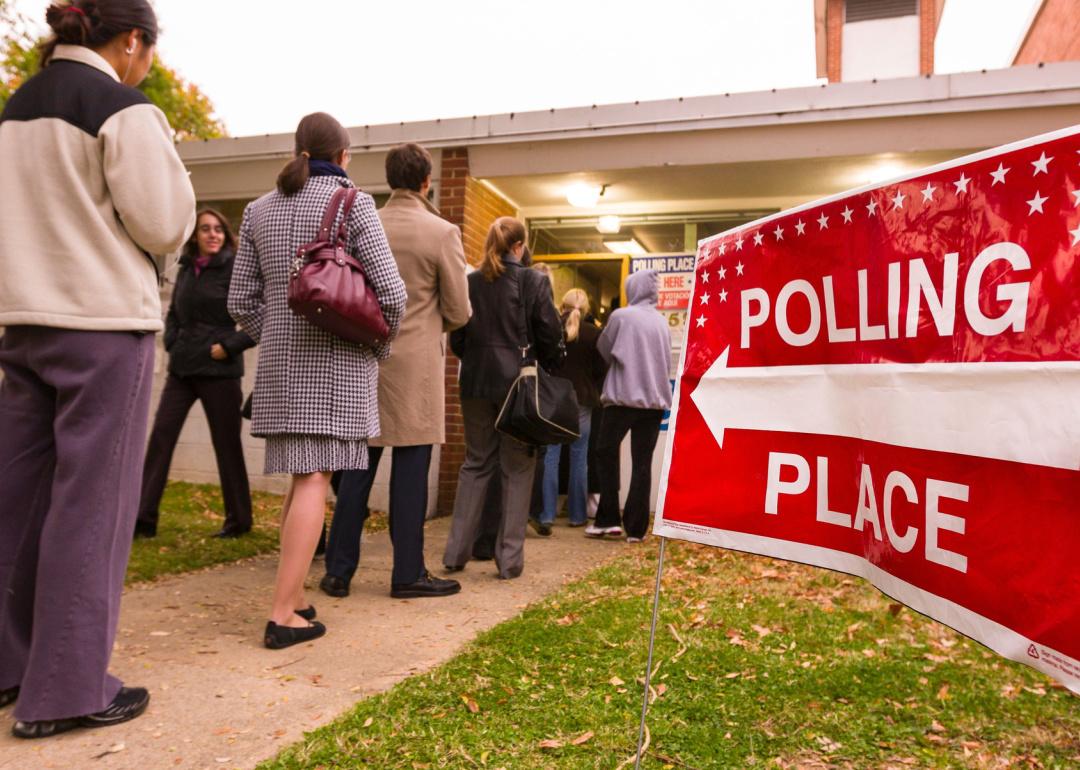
[443,564,465,573]
[264,620,326,650]
[319,574,349,598]
[12,686,149,739]
[391,571,461,599]
[295,605,316,621]
[0,686,18,708]
[212,527,250,539]
[528,518,553,537]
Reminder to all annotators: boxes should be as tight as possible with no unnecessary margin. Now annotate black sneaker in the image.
[12,687,149,739]
[391,571,461,599]
[528,518,553,537]
[319,574,349,598]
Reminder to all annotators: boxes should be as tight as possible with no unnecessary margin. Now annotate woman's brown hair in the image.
[183,208,236,259]
[480,217,527,282]
[41,0,159,67]
[276,112,352,196]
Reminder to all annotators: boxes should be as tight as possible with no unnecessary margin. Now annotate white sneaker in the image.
[604,526,624,538]
[626,536,644,544]
[584,524,606,538]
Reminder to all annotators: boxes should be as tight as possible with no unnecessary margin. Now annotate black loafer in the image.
[264,620,326,650]
[0,686,18,708]
[528,518,553,537]
[12,686,150,739]
[391,571,461,599]
[212,527,250,539]
[295,605,316,621]
[319,574,349,598]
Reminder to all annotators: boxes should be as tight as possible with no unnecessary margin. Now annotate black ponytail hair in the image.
[40,0,158,67]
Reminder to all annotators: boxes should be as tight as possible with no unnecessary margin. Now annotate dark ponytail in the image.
[276,112,352,196]
[40,0,159,67]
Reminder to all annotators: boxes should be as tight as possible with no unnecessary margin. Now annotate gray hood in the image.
[625,269,659,306]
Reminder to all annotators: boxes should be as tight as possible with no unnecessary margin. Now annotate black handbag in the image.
[496,270,581,445]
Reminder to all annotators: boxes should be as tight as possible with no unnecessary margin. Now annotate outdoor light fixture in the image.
[603,238,646,255]
[596,215,621,234]
[566,183,602,208]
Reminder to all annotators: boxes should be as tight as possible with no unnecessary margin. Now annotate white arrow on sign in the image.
[689,347,1080,471]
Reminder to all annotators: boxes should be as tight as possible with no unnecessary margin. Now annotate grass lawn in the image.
[262,539,1078,769]
[126,481,386,585]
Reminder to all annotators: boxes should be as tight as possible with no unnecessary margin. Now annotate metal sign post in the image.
[633,536,668,770]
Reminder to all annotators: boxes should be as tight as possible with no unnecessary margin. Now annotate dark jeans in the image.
[0,327,154,722]
[325,444,433,586]
[138,374,251,534]
[595,405,663,539]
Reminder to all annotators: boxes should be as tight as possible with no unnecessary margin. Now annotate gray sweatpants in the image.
[443,398,537,579]
[0,326,154,722]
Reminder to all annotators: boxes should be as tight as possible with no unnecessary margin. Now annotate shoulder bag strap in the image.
[317,188,348,241]
[335,188,359,246]
[513,266,535,364]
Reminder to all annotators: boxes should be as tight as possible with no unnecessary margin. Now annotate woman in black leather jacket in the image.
[442,217,564,579]
[134,209,255,539]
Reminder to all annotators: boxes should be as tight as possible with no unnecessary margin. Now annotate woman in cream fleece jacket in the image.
[0,0,195,740]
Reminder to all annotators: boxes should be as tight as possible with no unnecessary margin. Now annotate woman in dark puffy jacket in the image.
[135,209,255,539]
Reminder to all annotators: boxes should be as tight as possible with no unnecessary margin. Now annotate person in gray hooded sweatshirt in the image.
[586,269,672,541]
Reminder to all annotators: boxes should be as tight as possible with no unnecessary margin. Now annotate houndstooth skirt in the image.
[264,434,369,475]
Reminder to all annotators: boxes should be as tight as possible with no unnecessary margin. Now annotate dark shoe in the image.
[212,527,250,539]
[295,605,317,621]
[443,564,465,573]
[264,620,326,650]
[528,518,553,537]
[133,520,156,539]
[319,574,349,598]
[0,686,18,708]
[391,571,461,599]
[568,520,587,528]
[471,537,494,561]
[12,686,150,739]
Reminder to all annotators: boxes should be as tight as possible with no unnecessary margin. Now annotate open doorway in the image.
[531,254,628,327]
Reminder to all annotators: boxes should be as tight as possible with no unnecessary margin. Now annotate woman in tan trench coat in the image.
[321,143,471,599]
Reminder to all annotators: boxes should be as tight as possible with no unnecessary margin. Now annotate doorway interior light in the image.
[603,238,646,255]
[566,182,603,208]
[596,215,621,234]
[864,160,906,186]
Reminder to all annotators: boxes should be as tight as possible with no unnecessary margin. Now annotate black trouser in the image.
[325,444,432,587]
[138,374,251,534]
[595,405,663,539]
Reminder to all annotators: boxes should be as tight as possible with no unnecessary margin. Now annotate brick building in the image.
[162,3,1080,516]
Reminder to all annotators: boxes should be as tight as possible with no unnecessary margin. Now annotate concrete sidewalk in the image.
[0,516,626,770]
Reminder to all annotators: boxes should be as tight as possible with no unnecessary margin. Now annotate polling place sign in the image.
[655,126,1080,692]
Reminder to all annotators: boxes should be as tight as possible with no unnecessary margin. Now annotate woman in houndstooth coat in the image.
[228,112,406,649]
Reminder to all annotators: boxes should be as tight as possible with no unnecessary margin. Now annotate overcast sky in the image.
[9,0,1042,138]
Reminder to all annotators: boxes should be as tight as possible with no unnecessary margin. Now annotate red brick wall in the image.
[1014,0,1080,65]
[918,0,938,76]
[826,0,843,82]
[434,150,517,518]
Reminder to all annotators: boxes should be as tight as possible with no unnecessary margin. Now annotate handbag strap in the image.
[512,267,535,364]
[316,188,348,241]
[335,188,359,245]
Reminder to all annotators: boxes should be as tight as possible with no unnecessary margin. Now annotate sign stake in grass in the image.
[634,536,668,770]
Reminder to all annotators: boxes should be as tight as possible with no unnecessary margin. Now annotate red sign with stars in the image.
[655,126,1080,692]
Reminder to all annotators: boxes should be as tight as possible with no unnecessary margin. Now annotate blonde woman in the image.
[534,289,606,533]
[442,217,564,579]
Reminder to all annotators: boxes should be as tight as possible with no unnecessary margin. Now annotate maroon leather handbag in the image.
[287,187,389,347]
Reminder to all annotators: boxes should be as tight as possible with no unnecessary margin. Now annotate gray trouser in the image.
[443,398,537,579]
[0,326,154,722]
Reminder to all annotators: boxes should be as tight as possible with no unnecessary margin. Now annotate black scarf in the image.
[308,158,348,178]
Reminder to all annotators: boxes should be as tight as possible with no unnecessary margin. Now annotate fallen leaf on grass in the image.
[362,717,374,728]
[571,731,594,745]
[888,603,903,616]
[460,695,480,713]
[538,738,564,750]
[751,624,772,638]
[554,614,579,626]
[815,735,842,752]
[609,676,625,687]
[936,684,950,701]
[929,720,946,733]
